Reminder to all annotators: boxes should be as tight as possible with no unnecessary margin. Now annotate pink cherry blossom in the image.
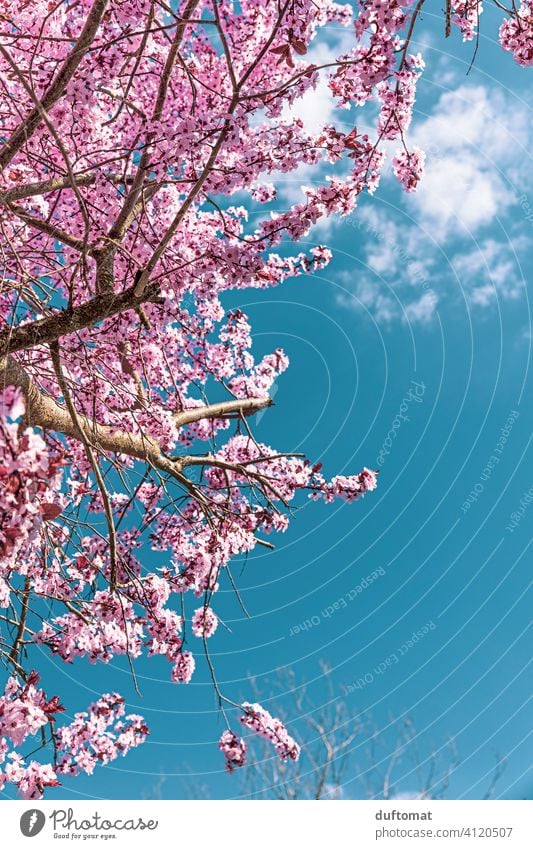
[219,730,248,773]
[451,1,484,41]
[239,702,301,762]
[392,147,426,192]
[0,0,528,797]
[499,1,533,66]
[192,607,219,638]
[0,675,145,798]
[171,652,196,684]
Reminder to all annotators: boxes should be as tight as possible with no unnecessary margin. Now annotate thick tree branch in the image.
[0,173,140,204]
[1,353,211,512]
[0,174,98,202]
[0,282,162,356]
[1,353,162,461]
[1,355,271,469]
[1,354,277,536]
[174,396,272,427]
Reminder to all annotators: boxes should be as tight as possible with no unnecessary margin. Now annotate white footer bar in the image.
[2,800,532,848]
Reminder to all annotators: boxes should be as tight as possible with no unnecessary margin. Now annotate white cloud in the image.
[407,85,532,240]
[353,205,439,287]
[413,155,512,236]
[332,206,441,326]
[336,277,399,324]
[362,212,407,275]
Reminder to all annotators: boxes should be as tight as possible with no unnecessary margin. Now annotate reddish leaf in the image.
[41,502,62,520]
[290,38,307,55]
[43,695,66,716]
[26,670,40,687]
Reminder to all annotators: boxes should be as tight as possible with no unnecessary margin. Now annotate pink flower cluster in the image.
[0,388,65,604]
[451,1,483,41]
[0,672,61,747]
[218,730,247,773]
[377,55,425,141]
[146,608,184,662]
[251,183,277,203]
[55,693,147,779]
[392,147,426,192]
[1,756,59,800]
[239,702,301,763]
[0,676,146,799]
[192,607,219,638]
[171,652,196,684]
[499,1,533,66]
[37,591,145,663]
[313,467,378,503]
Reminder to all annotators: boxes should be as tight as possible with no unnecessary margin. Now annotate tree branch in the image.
[0,173,141,204]
[4,202,86,251]
[1,356,272,473]
[0,0,109,170]
[1,353,162,461]
[100,0,201,292]
[0,282,162,356]
[0,174,97,202]
[174,396,272,427]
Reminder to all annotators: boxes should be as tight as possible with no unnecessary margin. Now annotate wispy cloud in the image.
[451,235,529,306]
[336,274,401,325]
[403,291,439,323]
[334,202,529,325]
[334,206,440,326]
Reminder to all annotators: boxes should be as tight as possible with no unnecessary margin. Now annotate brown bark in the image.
[0,283,162,356]
[1,353,271,470]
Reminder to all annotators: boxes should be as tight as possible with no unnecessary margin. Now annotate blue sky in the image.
[4,1,531,802]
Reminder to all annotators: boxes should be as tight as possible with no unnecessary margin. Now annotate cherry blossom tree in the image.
[0,0,530,798]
